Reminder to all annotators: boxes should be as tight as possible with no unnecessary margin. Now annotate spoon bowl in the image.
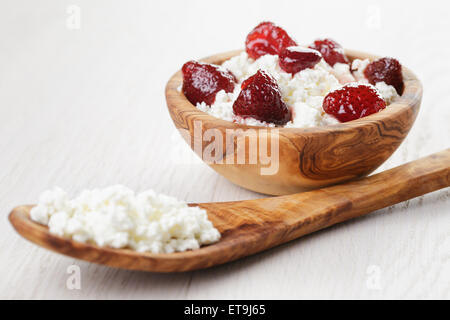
[165,50,422,195]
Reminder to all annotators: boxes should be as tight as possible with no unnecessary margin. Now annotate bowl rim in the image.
[165,49,422,134]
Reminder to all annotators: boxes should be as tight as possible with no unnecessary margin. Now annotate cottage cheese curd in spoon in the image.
[30,185,220,253]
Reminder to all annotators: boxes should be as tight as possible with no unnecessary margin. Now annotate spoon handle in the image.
[316,148,450,216]
[202,149,450,245]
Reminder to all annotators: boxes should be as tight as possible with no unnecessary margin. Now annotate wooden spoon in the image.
[9,149,450,272]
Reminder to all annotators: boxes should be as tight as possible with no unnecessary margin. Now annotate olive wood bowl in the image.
[165,50,422,195]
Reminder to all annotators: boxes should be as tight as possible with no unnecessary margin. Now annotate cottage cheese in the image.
[194,52,398,128]
[351,58,371,82]
[30,185,220,253]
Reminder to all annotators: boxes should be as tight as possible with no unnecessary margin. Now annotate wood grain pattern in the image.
[9,149,450,272]
[165,50,423,195]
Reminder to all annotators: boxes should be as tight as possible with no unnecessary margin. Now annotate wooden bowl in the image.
[165,50,422,195]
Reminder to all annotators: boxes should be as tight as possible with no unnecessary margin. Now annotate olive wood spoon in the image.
[9,149,450,272]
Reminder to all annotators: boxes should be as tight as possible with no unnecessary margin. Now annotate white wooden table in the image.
[1,0,449,299]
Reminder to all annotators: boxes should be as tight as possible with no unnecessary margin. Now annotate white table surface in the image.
[1,0,449,299]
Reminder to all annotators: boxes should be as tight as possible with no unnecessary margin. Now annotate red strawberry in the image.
[323,84,386,122]
[245,21,297,60]
[182,61,236,105]
[279,46,322,75]
[363,57,404,95]
[233,70,291,125]
[309,38,349,67]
